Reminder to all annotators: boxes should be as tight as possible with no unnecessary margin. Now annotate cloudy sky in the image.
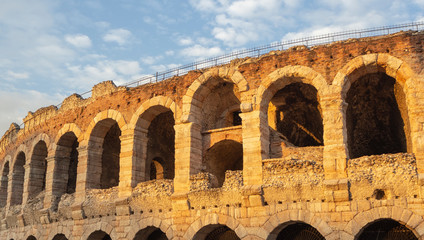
[1,0,424,135]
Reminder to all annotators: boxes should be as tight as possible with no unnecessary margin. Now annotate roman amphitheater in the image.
[1,27,424,240]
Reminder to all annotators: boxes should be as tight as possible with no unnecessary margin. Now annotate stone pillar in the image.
[240,109,267,186]
[43,156,56,209]
[6,174,13,209]
[405,79,424,185]
[321,93,350,201]
[21,164,31,205]
[173,122,202,193]
[322,94,349,179]
[118,129,145,198]
[74,144,89,203]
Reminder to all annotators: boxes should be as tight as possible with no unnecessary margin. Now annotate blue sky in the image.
[1,0,424,135]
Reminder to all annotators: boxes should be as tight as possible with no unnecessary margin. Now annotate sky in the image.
[1,0,424,135]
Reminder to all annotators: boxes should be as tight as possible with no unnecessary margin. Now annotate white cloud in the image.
[103,28,132,45]
[141,55,163,65]
[6,71,29,80]
[95,21,110,29]
[180,45,224,59]
[190,0,285,47]
[178,37,194,46]
[65,34,92,48]
[0,89,64,136]
[150,63,181,73]
[67,60,142,89]
[165,50,175,56]
[189,0,219,12]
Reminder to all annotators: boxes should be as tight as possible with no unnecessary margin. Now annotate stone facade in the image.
[1,31,424,239]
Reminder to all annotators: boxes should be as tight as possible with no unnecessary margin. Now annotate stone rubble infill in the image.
[82,187,119,218]
[263,159,324,187]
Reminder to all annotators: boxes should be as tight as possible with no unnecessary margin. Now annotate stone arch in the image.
[127,217,173,240]
[184,213,248,240]
[28,133,53,158]
[182,67,249,126]
[53,124,82,198]
[216,104,243,128]
[256,66,329,112]
[332,53,414,98]
[85,109,128,141]
[127,96,180,184]
[255,66,328,159]
[129,96,181,129]
[52,234,68,240]
[343,206,424,239]
[150,158,164,180]
[334,53,416,158]
[207,132,243,150]
[47,224,71,240]
[81,221,116,240]
[204,139,243,187]
[261,209,334,239]
[356,219,418,240]
[193,225,241,240]
[10,149,26,205]
[85,109,127,189]
[24,228,42,240]
[26,135,51,200]
[0,156,11,207]
[12,144,27,166]
[55,123,83,144]
[267,222,325,240]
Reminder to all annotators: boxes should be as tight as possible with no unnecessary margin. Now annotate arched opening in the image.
[193,224,240,240]
[150,158,165,180]
[56,132,79,195]
[133,227,167,240]
[87,231,112,240]
[267,222,325,240]
[204,140,243,187]
[52,234,68,240]
[356,219,417,240]
[0,161,9,207]
[26,236,37,240]
[346,73,408,158]
[146,110,175,180]
[88,119,121,189]
[28,141,48,199]
[268,82,323,147]
[201,80,242,131]
[11,152,25,205]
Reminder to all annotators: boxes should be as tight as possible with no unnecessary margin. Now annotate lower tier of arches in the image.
[2,199,424,240]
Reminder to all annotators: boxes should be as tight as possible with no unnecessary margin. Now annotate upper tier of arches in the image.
[0,51,423,210]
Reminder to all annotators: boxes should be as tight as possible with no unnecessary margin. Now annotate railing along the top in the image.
[122,21,424,88]
[1,21,424,152]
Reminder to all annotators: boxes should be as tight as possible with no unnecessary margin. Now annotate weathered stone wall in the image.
[1,31,424,239]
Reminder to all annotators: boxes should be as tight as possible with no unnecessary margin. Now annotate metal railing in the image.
[121,21,424,89]
[2,21,424,146]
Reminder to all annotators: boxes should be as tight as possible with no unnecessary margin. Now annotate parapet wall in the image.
[1,31,424,240]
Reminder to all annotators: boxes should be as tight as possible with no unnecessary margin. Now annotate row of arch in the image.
[0,53,421,207]
[9,218,421,240]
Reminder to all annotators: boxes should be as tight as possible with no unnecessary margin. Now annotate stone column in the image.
[173,122,202,193]
[74,144,89,203]
[321,93,350,201]
[43,156,57,209]
[21,164,31,205]
[405,79,424,185]
[240,108,267,186]
[118,128,146,198]
[71,144,90,220]
[6,174,13,209]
